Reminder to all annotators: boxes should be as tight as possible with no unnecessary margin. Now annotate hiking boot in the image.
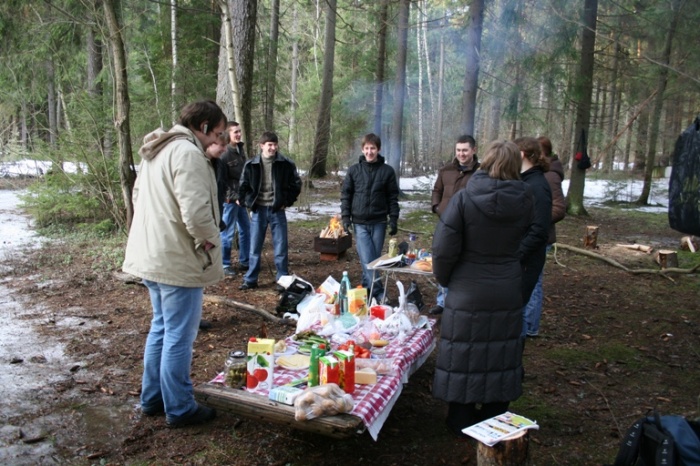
[428,305,444,315]
[237,263,249,272]
[223,266,237,277]
[239,282,258,291]
[166,404,216,428]
[141,402,165,417]
[199,319,213,330]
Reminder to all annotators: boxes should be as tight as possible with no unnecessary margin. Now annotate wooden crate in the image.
[313,234,352,261]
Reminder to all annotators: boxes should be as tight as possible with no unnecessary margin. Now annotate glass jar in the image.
[224,350,247,389]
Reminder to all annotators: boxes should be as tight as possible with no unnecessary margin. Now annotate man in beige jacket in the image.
[123,100,226,428]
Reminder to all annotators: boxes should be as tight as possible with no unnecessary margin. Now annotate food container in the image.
[224,350,247,389]
[370,305,392,320]
[319,355,340,385]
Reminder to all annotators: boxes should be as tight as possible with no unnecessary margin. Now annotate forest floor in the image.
[1,179,699,465]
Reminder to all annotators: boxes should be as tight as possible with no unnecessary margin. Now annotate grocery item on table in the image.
[293,383,354,421]
[246,337,275,390]
[224,350,247,389]
[276,354,311,370]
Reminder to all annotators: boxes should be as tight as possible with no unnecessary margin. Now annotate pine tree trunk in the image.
[217,0,245,139]
[288,4,299,154]
[566,0,598,217]
[637,0,681,205]
[388,0,410,177]
[103,0,136,231]
[373,0,388,136]
[264,0,279,131]
[309,0,337,178]
[460,0,484,136]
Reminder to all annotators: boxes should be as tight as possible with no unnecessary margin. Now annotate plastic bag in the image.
[293,383,354,421]
[295,294,327,333]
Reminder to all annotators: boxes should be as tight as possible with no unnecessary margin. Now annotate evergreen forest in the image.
[1,0,699,229]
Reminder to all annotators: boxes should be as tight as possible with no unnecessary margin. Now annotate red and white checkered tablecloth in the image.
[212,320,435,440]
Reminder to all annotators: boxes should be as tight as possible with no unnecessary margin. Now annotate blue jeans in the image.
[522,245,551,336]
[244,206,289,284]
[141,280,203,422]
[354,222,386,297]
[436,284,448,307]
[220,202,250,267]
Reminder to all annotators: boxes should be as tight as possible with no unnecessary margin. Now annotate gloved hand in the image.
[388,221,397,236]
[343,221,354,234]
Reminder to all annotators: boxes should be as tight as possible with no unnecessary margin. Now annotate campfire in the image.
[319,214,348,239]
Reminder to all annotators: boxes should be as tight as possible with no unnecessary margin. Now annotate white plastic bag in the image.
[295,294,327,333]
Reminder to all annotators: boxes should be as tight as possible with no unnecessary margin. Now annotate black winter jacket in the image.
[518,166,552,303]
[431,170,534,405]
[218,142,246,202]
[238,152,302,213]
[340,154,400,226]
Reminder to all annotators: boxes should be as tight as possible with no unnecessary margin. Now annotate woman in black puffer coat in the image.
[432,140,534,436]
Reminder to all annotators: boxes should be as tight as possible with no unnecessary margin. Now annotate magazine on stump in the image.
[462,412,539,446]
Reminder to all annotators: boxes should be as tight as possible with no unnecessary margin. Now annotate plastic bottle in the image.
[339,271,351,315]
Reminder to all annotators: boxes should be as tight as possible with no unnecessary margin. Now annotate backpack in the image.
[612,411,700,466]
[575,128,592,170]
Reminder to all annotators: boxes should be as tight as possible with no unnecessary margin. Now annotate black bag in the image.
[575,129,592,170]
[406,280,424,311]
[611,410,700,466]
[668,116,700,236]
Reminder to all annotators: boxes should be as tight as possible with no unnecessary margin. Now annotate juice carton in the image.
[246,337,275,390]
[268,386,304,405]
[319,355,340,385]
[347,287,368,318]
[333,349,355,394]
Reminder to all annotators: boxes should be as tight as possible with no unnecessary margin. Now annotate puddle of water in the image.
[0,190,135,464]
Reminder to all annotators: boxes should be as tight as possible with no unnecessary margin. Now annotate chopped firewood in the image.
[617,243,653,253]
[681,236,699,252]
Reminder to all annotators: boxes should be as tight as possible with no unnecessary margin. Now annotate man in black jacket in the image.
[219,122,250,277]
[237,131,302,291]
[341,133,400,300]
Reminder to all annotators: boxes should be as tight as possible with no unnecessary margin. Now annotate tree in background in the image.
[460,0,484,137]
[566,0,598,216]
[309,0,338,178]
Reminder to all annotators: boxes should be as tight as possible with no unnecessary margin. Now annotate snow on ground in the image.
[1,160,670,222]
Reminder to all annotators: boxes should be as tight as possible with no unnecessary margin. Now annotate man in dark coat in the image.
[429,134,479,314]
[431,140,534,437]
[237,131,302,291]
[219,121,250,277]
[341,133,400,300]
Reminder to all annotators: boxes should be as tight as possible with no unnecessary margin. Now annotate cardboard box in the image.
[246,337,275,390]
[333,350,355,394]
[268,386,304,405]
[319,355,340,385]
[347,287,368,317]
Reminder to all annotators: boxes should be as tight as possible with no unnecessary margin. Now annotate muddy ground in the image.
[1,182,699,465]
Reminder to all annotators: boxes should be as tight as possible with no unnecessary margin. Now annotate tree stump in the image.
[583,225,599,249]
[477,430,529,466]
[655,250,679,269]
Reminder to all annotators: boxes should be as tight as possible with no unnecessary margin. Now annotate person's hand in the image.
[204,241,214,251]
[343,222,353,234]
[388,222,397,236]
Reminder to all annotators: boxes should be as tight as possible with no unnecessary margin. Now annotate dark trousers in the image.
[446,401,511,435]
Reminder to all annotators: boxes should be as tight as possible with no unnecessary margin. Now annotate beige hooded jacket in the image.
[122,125,224,287]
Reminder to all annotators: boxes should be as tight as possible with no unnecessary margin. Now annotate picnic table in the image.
[194,319,436,440]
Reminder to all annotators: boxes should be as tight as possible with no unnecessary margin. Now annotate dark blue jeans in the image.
[244,206,289,284]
